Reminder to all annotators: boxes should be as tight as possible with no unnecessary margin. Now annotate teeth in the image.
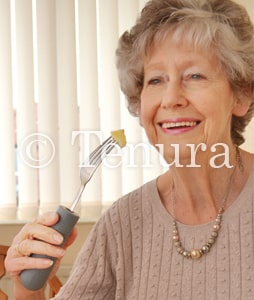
[161,121,197,129]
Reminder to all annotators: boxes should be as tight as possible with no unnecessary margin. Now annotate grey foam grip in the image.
[20,206,79,291]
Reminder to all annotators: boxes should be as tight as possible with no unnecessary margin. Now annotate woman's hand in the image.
[4,211,78,300]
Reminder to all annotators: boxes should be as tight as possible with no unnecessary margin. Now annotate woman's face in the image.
[140,34,246,164]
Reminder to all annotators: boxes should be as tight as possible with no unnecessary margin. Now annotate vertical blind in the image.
[0,0,165,222]
[0,0,253,222]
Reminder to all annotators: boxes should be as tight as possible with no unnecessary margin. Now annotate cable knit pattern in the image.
[53,168,254,299]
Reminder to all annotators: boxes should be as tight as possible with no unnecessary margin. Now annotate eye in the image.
[147,78,162,85]
[190,73,206,80]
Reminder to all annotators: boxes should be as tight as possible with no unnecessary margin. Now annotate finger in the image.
[31,211,66,245]
[14,239,65,258]
[13,222,63,247]
[5,247,54,275]
[28,223,63,245]
[6,256,54,274]
[35,211,59,227]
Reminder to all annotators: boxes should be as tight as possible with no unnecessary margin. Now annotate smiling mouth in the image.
[159,121,201,129]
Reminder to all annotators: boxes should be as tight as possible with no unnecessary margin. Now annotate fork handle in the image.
[20,205,79,291]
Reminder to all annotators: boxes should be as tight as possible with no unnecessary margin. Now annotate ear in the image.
[232,95,251,117]
[232,85,252,117]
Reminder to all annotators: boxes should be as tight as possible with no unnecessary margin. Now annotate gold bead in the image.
[191,249,202,260]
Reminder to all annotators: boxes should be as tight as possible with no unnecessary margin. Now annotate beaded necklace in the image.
[171,147,242,260]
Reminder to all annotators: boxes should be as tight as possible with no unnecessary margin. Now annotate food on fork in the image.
[111,129,127,148]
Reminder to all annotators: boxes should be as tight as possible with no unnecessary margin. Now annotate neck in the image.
[158,145,242,225]
[171,163,236,224]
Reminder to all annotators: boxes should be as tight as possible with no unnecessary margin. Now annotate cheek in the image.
[198,98,234,139]
[139,92,149,125]
[139,93,159,142]
[140,90,159,123]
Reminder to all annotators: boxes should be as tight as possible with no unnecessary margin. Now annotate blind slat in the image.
[15,0,39,220]
[77,0,102,219]
[55,0,80,208]
[118,0,144,194]
[36,0,60,213]
[98,0,122,204]
[0,0,16,220]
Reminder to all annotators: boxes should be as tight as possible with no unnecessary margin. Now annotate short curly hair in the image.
[116,0,254,145]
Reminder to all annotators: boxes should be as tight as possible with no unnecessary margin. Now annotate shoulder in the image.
[83,179,159,249]
[93,179,159,238]
[106,179,158,219]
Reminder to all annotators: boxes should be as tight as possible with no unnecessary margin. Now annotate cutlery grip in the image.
[20,205,79,291]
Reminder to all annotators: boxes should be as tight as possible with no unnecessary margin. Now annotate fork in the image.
[20,134,121,291]
[70,136,117,211]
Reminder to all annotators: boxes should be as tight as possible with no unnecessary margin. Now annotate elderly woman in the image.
[5,0,254,299]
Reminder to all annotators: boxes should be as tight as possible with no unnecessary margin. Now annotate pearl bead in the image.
[208,238,215,244]
[191,249,202,259]
[201,245,209,253]
[211,231,218,238]
[213,224,220,231]
[173,235,179,241]
[177,247,183,253]
[172,196,224,259]
[174,241,181,247]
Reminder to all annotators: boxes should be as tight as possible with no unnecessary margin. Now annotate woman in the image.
[5,0,254,299]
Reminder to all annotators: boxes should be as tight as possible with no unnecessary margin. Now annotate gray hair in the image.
[116,0,254,145]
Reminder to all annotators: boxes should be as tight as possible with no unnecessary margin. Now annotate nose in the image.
[160,82,188,109]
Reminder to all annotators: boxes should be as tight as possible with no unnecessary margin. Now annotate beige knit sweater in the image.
[53,168,254,300]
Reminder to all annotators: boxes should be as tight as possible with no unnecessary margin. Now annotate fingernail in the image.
[53,234,63,243]
[44,260,53,266]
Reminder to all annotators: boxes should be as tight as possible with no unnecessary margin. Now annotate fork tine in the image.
[88,136,112,160]
[86,136,116,166]
[70,132,125,212]
[70,136,118,211]
[80,136,118,177]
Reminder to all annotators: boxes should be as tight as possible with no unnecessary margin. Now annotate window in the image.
[0,0,253,222]
[0,0,164,222]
